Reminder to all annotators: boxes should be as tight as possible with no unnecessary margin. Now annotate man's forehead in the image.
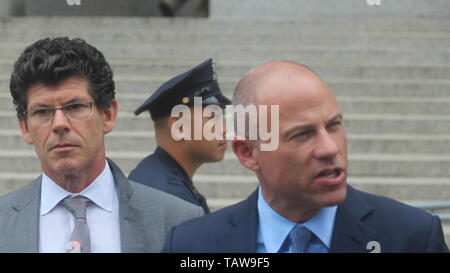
[276,88,341,128]
[26,83,93,108]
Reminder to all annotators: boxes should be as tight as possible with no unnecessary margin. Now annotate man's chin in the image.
[51,158,81,175]
[207,152,226,162]
[321,183,347,207]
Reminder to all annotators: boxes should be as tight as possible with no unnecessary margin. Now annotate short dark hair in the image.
[10,37,115,120]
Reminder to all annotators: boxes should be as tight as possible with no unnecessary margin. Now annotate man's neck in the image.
[262,189,321,223]
[159,145,200,179]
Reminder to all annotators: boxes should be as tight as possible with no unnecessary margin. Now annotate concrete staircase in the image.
[1,16,450,243]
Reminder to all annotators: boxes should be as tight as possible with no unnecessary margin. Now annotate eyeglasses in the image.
[25,100,95,126]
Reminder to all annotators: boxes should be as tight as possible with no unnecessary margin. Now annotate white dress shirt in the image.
[39,161,121,253]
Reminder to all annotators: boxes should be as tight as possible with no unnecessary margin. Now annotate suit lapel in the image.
[108,159,145,253]
[118,199,146,253]
[9,176,41,252]
[218,191,259,252]
[330,186,379,253]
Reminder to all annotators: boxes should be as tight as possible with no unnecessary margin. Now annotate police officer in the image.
[128,59,231,214]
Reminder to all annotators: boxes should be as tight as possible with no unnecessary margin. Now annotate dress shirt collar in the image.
[40,160,115,216]
[257,186,337,252]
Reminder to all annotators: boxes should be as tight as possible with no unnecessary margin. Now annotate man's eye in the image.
[292,131,310,139]
[65,104,85,111]
[31,109,52,116]
[328,121,341,128]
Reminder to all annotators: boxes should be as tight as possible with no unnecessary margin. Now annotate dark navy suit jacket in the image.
[163,186,449,253]
[128,147,210,214]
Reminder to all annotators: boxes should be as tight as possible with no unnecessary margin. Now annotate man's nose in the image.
[313,129,339,160]
[51,108,71,133]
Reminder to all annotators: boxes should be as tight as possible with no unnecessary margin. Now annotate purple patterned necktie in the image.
[289,225,312,253]
[62,196,91,253]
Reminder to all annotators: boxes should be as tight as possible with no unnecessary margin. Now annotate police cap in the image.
[134,58,231,121]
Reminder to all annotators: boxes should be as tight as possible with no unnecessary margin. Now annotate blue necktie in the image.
[289,225,312,253]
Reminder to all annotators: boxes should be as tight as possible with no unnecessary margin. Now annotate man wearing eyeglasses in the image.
[0,37,203,253]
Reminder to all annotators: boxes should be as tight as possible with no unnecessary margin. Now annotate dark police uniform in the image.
[128,147,210,213]
[128,59,231,214]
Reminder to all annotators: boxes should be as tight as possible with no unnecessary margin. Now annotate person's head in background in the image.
[134,59,231,178]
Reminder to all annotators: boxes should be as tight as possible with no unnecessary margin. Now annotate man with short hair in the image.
[129,59,230,214]
[163,61,449,253]
[0,37,202,253]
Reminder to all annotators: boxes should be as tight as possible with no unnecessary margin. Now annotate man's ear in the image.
[18,118,33,145]
[232,139,260,172]
[103,100,118,134]
[168,115,188,141]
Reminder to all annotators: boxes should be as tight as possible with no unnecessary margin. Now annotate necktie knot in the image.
[289,225,312,253]
[62,195,90,219]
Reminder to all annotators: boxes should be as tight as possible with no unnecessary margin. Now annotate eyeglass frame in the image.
[24,100,96,126]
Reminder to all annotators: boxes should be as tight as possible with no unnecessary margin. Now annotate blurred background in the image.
[1,0,450,243]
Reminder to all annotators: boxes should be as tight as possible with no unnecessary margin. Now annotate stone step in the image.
[104,78,450,97]
[2,78,450,98]
[2,130,450,154]
[1,17,450,33]
[210,0,450,20]
[1,44,449,64]
[443,226,450,246]
[93,64,450,80]
[2,62,450,80]
[1,30,450,48]
[337,97,450,115]
[2,151,450,177]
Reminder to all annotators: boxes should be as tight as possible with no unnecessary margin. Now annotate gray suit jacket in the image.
[0,158,203,253]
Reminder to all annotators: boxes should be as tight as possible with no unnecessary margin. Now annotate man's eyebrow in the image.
[29,103,51,109]
[64,98,89,105]
[28,98,89,109]
[283,123,314,139]
[328,113,343,123]
[283,113,344,139]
